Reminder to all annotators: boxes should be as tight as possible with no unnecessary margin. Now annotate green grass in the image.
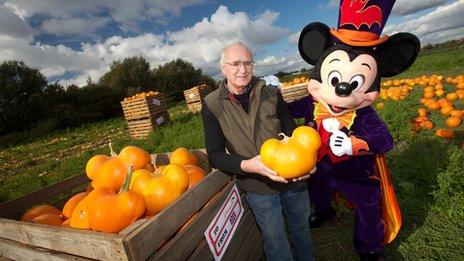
[1,41,464,260]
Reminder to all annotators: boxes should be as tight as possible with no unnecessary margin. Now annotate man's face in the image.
[220,45,253,91]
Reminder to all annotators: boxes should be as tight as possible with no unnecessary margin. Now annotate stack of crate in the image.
[120,92,170,139]
[280,82,309,102]
[183,84,212,113]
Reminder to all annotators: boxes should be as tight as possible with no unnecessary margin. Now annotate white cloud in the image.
[288,32,300,44]
[384,1,464,44]
[41,17,110,36]
[0,5,292,86]
[392,0,448,16]
[318,0,338,10]
[0,5,35,40]
[254,53,308,77]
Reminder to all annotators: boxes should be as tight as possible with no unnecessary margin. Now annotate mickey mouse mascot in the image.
[288,0,420,260]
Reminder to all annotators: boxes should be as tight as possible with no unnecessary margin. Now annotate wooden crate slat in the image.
[221,209,256,261]
[0,174,90,220]
[230,217,262,260]
[150,180,236,260]
[186,239,213,261]
[0,218,127,260]
[281,82,309,102]
[184,85,211,112]
[123,170,231,261]
[0,237,91,261]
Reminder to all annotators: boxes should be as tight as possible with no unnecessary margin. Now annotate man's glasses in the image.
[223,60,255,70]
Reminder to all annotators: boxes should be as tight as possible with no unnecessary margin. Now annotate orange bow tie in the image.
[313,102,356,129]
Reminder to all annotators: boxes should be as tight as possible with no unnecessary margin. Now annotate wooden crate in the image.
[0,150,263,261]
[184,84,212,113]
[120,93,170,139]
[280,82,309,102]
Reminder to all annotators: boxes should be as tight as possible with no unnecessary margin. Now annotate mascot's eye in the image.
[328,71,342,87]
[349,75,365,90]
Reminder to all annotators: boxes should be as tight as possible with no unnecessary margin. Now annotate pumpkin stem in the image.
[109,141,118,157]
[278,132,289,142]
[119,165,134,194]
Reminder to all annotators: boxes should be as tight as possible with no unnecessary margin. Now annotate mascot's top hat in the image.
[330,0,396,47]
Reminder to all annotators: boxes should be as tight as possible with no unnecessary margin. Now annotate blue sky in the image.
[1,0,463,86]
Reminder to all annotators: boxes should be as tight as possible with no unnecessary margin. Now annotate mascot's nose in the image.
[335,82,352,97]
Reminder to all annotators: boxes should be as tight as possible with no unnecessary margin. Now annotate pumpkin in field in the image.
[31,213,63,226]
[87,167,145,233]
[130,164,189,215]
[445,116,462,128]
[184,164,206,189]
[435,129,454,139]
[62,192,87,219]
[170,147,198,166]
[21,204,62,222]
[260,126,321,179]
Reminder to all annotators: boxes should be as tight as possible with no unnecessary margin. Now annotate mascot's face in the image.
[298,22,420,116]
[308,50,379,116]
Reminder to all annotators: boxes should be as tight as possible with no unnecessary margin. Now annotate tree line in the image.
[0,57,216,136]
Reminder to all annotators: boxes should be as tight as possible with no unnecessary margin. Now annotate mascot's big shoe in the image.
[289,0,420,259]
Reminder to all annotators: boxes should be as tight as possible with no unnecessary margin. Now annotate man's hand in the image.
[291,166,317,182]
[329,130,353,156]
[241,155,288,183]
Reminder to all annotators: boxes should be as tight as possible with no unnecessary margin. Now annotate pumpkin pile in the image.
[281,76,310,88]
[123,90,160,102]
[20,146,207,233]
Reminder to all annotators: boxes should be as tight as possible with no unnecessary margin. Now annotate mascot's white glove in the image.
[330,130,353,156]
[262,75,281,89]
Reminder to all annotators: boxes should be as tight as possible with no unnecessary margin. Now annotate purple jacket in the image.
[287,96,394,182]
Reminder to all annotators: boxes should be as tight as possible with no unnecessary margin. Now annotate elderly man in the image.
[201,42,314,261]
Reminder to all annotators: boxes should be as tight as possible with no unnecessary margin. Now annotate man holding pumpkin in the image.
[201,42,314,261]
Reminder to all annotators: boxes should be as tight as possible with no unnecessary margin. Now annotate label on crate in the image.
[151,98,161,106]
[204,184,243,260]
[155,116,164,125]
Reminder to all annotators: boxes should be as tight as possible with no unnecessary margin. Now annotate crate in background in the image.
[183,84,212,113]
[121,92,170,139]
[280,82,309,102]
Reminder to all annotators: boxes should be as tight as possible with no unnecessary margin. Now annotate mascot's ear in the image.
[376,33,420,77]
[298,22,333,65]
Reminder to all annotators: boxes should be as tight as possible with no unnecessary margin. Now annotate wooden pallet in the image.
[121,94,168,121]
[0,150,264,260]
[280,82,309,102]
[184,85,212,113]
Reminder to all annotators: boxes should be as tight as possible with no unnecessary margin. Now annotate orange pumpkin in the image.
[87,167,145,233]
[170,147,198,166]
[260,126,321,179]
[435,129,455,139]
[61,219,71,227]
[62,192,87,219]
[117,146,151,170]
[91,157,127,191]
[70,187,113,229]
[184,165,206,189]
[85,142,117,180]
[21,204,62,222]
[445,116,462,128]
[31,213,63,226]
[130,164,189,215]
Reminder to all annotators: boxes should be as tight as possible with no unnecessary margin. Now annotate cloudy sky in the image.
[1,0,463,86]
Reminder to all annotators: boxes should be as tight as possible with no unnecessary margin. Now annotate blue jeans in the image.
[245,181,314,261]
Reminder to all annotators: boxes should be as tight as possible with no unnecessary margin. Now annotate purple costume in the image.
[287,95,394,254]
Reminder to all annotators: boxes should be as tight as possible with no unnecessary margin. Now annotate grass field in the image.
[1,41,464,260]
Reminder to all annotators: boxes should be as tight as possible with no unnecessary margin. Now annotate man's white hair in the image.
[220,42,253,65]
